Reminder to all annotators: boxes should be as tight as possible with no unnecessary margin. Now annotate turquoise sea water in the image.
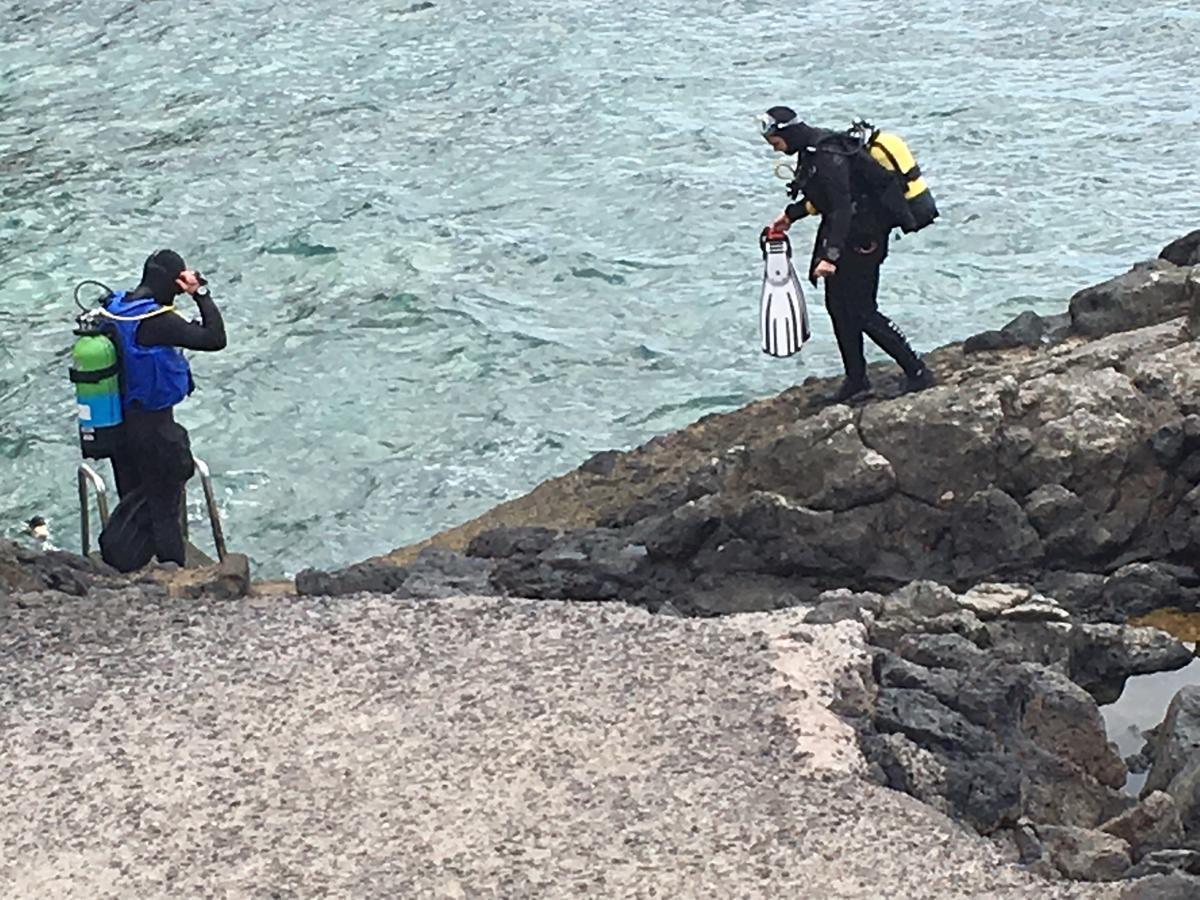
[2,0,1198,577]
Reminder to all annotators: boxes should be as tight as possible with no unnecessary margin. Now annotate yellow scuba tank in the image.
[774,122,938,233]
[855,122,939,233]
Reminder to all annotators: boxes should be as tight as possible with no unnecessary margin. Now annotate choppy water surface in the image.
[2,0,1198,576]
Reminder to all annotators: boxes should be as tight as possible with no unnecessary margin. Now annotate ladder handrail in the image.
[77,463,110,556]
[77,456,226,563]
[191,457,227,563]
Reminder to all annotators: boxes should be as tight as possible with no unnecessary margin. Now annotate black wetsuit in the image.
[782,124,924,387]
[107,290,226,567]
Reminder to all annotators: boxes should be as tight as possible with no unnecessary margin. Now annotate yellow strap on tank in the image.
[96,305,176,323]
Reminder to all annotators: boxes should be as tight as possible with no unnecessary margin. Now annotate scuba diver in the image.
[759,105,936,403]
[99,249,226,568]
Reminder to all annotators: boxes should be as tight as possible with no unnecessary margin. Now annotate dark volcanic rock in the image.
[748,422,898,513]
[1035,571,1110,620]
[490,529,653,604]
[940,749,1026,834]
[1119,872,1200,900]
[1143,687,1200,798]
[399,548,494,598]
[1068,259,1194,337]
[864,732,1022,833]
[466,526,558,559]
[1024,485,1109,561]
[1124,848,1200,880]
[804,589,884,625]
[1188,268,1200,340]
[296,559,410,596]
[963,310,1052,354]
[1018,665,1126,791]
[1100,791,1185,861]
[679,573,816,616]
[874,652,963,708]
[1101,563,1188,621]
[986,619,1072,671]
[596,473,718,529]
[0,540,102,597]
[717,492,877,579]
[1017,742,1132,830]
[1160,229,1200,267]
[1032,564,1194,623]
[874,688,993,753]
[633,495,725,562]
[894,632,990,671]
[857,582,1144,855]
[951,488,1043,582]
[1141,687,1200,843]
[0,539,249,602]
[1069,624,1194,704]
[1036,825,1131,882]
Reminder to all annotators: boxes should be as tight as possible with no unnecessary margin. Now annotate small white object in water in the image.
[25,516,57,552]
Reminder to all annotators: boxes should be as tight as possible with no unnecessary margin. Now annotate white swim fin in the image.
[758,229,810,358]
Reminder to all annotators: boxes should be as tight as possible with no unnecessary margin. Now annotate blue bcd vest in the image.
[103,291,193,412]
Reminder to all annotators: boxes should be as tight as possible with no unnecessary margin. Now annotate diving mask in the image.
[757,112,800,137]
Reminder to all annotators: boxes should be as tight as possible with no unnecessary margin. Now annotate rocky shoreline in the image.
[291,228,1200,890]
[4,228,1200,895]
[826,580,1198,886]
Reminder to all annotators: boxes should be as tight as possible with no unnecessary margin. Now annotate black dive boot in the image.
[831,377,871,404]
[862,313,933,394]
[905,365,937,393]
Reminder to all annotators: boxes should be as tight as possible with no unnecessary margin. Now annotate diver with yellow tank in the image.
[759,106,937,403]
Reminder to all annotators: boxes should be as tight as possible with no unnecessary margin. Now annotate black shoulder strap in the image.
[809,129,859,154]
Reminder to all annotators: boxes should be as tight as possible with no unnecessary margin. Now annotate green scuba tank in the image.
[69,284,124,459]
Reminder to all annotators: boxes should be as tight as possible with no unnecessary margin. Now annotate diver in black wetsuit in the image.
[760,106,935,403]
[100,249,226,570]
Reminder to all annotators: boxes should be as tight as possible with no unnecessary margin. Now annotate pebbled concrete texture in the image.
[0,591,1119,899]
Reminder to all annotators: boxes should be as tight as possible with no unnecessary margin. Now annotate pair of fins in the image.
[759,229,810,358]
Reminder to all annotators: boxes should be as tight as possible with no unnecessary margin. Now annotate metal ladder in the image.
[78,456,227,564]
